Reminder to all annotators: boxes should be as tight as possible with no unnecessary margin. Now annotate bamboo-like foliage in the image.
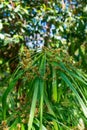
[0,0,87,130]
[1,47,87,130]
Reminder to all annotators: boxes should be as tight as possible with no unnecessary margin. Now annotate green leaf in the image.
[39,55,46,130]
[52,69,58,102]
[0,33,4,39]
[2,69,24,120]
[0,22,3,30]
[9,118,19,130]
[60,72,87,118]
[45,95,55,117]
[28,78,39,130]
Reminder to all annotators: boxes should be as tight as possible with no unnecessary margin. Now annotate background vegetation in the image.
[0,0,87,130]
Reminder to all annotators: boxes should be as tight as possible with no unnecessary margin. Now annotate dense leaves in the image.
[0,0,87,130]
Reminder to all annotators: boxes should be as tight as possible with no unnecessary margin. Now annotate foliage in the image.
[0,0,87,130]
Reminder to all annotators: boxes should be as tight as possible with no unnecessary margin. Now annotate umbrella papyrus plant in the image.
[2,47,87,130]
